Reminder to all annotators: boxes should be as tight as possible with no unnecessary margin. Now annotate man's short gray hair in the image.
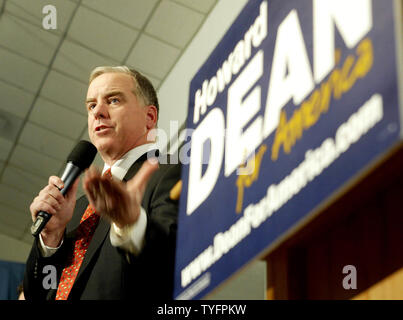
[89,66,159,119]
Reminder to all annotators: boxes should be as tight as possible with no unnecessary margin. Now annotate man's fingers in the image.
[49,176,64,190]
[30,199,57,220]
[135,159,159,186]
[82,162,157,226]
[84,165,101,182]
[39,185,64,203]
[127,159,159,195]
[83,169,127,218]
[97,178,127,217]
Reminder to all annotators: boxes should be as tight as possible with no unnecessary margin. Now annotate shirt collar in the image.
[102,143,158,181]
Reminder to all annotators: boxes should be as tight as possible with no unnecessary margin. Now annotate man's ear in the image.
[145,105,158,129]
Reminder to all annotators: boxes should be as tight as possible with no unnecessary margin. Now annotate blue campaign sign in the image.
[174,0,402,299]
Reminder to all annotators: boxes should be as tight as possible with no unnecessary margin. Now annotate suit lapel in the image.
[123,149,158,182]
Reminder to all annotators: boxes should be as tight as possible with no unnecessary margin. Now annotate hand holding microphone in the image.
[30,141,97,245]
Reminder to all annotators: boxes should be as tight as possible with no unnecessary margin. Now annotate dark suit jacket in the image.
[24,152,181,300]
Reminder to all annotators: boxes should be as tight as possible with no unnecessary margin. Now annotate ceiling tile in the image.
[82,0,158,29]
[0,203,30,230]
[1,165,47,197]
[173,0,217,13]
[0,14,60,65]
[80,126,90,142]
[9,144,63,179]
[0,220,25,240]
[4,0,77,32]
[19,122,76,162]
[0,81,35,118]
[0,47,47,93]
[67,6,139,61]
[0,183,33,214]
[29,98,87,140]
[53,39,120,83]
[146,0,204,48]
[0,137,13,162]
[21,230,35,244]
[126,34,180,79]
[0,109,24,143]
[40,70,88,115]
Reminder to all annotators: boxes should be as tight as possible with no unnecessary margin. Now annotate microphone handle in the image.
[31,164,82,237]
[30,211,52,237]
[59,163,81,196]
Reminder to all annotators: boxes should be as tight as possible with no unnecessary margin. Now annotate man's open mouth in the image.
[95,125,110,132]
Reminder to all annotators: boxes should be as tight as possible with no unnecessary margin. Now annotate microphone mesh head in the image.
[66,140,97,170]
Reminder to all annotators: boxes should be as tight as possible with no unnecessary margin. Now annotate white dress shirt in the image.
[39,143,158,258]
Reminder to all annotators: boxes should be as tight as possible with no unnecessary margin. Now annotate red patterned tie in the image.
[55,168,112,300]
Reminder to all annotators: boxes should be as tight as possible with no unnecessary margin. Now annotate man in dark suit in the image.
[24,67,181,300]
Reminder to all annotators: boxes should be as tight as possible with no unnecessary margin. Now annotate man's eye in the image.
[110,98,119,104]
[88,104,96,110]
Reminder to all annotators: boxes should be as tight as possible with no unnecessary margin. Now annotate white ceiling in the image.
[0,0,217,244]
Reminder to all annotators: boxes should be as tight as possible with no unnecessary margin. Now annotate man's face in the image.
[86,72,152,161]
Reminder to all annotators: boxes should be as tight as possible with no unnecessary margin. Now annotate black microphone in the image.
[31,140,97,237]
